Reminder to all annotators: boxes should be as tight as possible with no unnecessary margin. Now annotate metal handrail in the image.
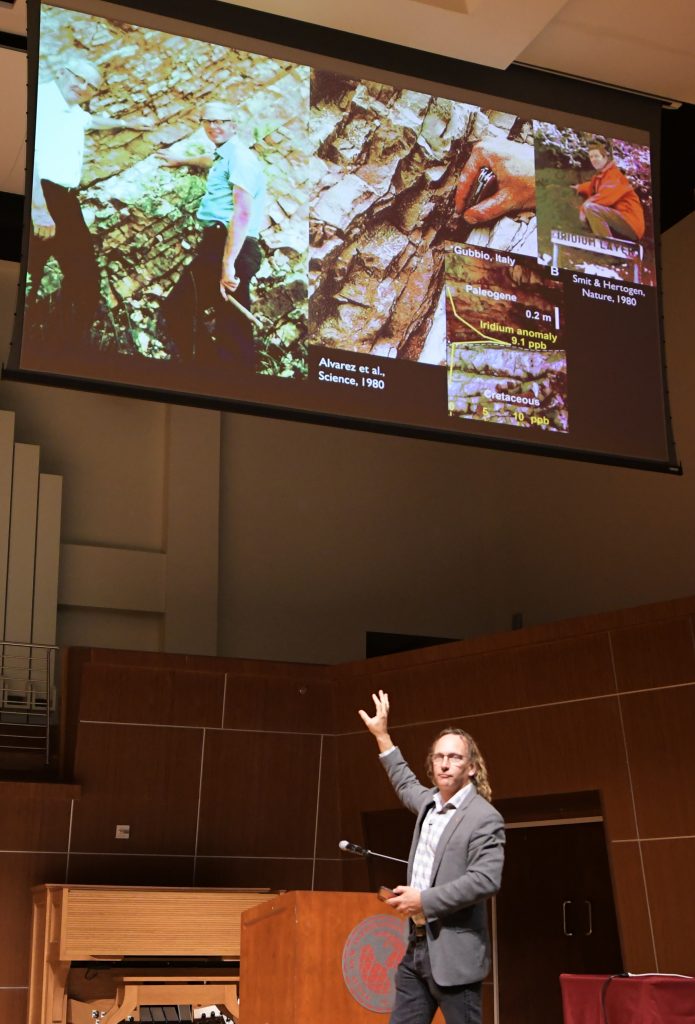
[0,641,58,765]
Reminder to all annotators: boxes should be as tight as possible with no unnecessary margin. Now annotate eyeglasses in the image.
[202,119,233,126]
[432,753,467,765]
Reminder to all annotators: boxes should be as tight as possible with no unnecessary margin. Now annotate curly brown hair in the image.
[425,727,492,802]
[587,136,612,159]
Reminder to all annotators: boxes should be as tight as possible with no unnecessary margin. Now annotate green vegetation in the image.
[536,166,584,242]
[256,324,308,378]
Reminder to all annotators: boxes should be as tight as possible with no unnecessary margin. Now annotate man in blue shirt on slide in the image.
[159,100,266,369]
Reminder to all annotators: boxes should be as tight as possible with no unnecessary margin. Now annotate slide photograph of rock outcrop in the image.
[445,248,568,432]
[308,70,538,366]
[23,3,311,380]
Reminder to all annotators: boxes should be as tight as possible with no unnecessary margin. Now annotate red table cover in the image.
[560,973,695,1024]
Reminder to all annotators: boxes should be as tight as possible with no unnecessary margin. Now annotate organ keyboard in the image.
[28,885,275,1024]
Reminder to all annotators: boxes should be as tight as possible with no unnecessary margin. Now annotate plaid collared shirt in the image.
[410,783,473,922]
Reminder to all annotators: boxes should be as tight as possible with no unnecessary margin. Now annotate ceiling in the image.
[215,0,695,105]
[1,0,693,206]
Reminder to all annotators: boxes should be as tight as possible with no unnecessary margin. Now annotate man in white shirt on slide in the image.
[29,55,149,349]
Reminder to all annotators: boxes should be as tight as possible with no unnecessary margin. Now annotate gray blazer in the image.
[382,747,505,986]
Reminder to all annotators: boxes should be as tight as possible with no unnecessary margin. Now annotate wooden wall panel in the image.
[85,646,329,679]
[338,701,637,839]
[340,856,371,894]
[61,646,92,779]
[0,782,77,851]
[610,617,695,691]
[481,982,494,1024]
[78,665,226,728]
[641,838,695,975]
[619,683,695,837]
[222,670,332,733]
[312,859,344,892]
[0,988,27,1024]
[70,722,203,854]
[194,856,314,891]
[333,731,404,853]
[607,841,657,973]
[456,702,636,839]
[197,730,322,858]
[334,683,362,734]
[87,647,224,668]
[338,596,695,685]
[66,853,195,886]
[343,632,618,730]
[314,735,341,860]
[0,853,67,985]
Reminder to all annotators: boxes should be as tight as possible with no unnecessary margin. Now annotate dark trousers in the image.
[160,226,262,369]
[391,937,482,1024]
[582,200,640,242]
[27,180,101,345]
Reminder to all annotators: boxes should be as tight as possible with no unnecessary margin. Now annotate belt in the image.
[202,222,259,241]
[43,181,79,194]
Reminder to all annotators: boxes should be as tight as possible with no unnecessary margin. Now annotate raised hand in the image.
[358,689,390,737]
[155,150,184,168]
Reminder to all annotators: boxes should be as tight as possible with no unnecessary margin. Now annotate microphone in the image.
[339,839,368,857]
[338,840,408,865]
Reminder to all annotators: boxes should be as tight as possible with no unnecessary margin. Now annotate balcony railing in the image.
[0,641,58,766]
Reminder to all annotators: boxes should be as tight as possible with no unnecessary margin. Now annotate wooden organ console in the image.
[28,885,276,1024]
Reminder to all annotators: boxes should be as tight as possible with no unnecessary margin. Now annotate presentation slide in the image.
[7,0,675,470]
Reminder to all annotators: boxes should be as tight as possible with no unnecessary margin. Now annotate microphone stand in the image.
[339,841,407,865]
[363,849,407,865]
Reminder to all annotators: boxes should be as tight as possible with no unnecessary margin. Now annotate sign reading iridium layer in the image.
[341,914,409,1013]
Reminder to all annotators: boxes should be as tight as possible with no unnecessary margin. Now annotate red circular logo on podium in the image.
[342,914,409,1013]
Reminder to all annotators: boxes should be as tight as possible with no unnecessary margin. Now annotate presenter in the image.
[359,690,504,1024]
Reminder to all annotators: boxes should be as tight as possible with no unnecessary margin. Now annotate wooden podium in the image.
[240,891,407,1023]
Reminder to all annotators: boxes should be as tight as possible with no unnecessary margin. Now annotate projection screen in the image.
[4,0,680,472]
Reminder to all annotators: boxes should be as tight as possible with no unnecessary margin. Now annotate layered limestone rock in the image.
[308,75,536,363]
[38,7,311,373]
[448,346,568,432]
[35,6,537,373]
